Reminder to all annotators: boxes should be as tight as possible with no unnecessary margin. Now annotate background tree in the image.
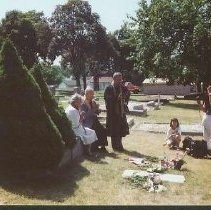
[129,0,211,88]
[0,10,37,68]
[39,63,64,85]
[22,10,53,61]
[86,26,118,90]
[49,0,116,89]
[0,10,53,68]
[112,23,144,85]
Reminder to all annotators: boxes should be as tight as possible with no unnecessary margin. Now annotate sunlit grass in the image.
[141,100,201,124]
[59,94,202,125]
[0,95,202,204]
[0,131,210,205]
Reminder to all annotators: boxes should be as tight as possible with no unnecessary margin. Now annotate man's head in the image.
[85,87,94,101]
[113,72,123,86]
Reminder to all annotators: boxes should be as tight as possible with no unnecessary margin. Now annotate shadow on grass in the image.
[82,150,119,164]
[167,102,199,110]
[0,151,119,202]
[122,149,159,162]
[0,163,90,203]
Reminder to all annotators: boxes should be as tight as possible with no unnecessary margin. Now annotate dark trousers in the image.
[111,136,123,150]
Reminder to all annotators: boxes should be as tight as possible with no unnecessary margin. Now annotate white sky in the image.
[0,0,140,32]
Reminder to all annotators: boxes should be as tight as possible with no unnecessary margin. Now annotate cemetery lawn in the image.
[60,95,202,124]
[0,97,208,205]
[0,131,210,205]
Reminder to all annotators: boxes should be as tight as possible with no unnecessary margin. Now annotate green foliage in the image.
[39,63,64,85]
[129,0,211,85]
[0,10,53,67]
[128,175,148,187]
[0,40,64,172]
[0,10,37,69]
[111,23,144,85]
[31,64,76,148]
[21,10,53,60]
[49,0,116,87]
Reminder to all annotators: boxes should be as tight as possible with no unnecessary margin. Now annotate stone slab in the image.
[58,138,84,168]
[132,123,203,136]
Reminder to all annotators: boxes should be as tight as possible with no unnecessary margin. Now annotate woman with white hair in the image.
[65,93,98,155]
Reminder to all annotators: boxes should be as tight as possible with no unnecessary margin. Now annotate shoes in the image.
[99,147,108,153]
[113,147,125,152]
[84,150,93,157]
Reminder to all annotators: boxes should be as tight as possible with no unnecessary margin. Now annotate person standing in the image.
[104,72,130,151]
[197,85,211,154]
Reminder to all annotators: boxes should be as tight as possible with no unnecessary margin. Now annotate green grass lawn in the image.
[59,93,202,124]
[0,131,210,205]
[141,99,201,124]
[0,94,203,204]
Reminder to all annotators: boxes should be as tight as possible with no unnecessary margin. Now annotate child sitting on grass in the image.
[164,118,181,149]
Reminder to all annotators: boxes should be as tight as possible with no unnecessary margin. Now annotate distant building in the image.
[57,76,86,91]
[56,76,113,92]
[142,78,196,95]
[87,77,112,90]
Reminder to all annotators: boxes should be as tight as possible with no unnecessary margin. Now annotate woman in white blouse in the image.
[65,93,98,155]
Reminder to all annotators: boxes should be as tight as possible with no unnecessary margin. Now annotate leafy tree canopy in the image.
[129,0,211,86]
[39,63,64,85]
[49,0,116,88]
[0,10,37,68]
[0,10,52,68]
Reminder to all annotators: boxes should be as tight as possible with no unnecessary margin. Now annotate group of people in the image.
[165,85,211,153]
[65,72,130,156]
[65,71,211,156]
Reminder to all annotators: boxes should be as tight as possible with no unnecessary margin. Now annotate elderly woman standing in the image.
[80,87,108,152]
[65,93,98,155]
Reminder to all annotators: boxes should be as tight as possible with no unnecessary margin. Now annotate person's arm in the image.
[104,86,113,102]
[207,86,211,106]
[166,128,172,139]
[92,100,101,115]
[197,99,206,112]
[79,103,88,121]
[67,109,80,129]
[176,127,182,138]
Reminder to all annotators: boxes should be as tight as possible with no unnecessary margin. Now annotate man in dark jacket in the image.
[104,72,130,151]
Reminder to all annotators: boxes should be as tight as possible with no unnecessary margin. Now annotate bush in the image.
[31,64,76,148]
[0,40,64,172]
[40,64,64,85]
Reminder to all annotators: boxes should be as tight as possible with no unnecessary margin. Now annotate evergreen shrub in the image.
[0,40,64,172]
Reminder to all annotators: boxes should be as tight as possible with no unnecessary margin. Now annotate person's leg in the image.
[175,135,181,148]
[90,140,99,152]
[114,136,124,151]
[111,136,118,150]
[166,139,173,148]
[84,144,93,156]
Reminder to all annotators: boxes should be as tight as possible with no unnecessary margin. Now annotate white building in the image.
[87,77,112,90]
[142,78,196,95]
[57,76,112,92]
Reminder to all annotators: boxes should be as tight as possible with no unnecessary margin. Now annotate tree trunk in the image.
[82,73,86,90]
[76,77,81,87]
[93,75,99,91]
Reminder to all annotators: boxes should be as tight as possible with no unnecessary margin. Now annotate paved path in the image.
[131,123,203,136]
